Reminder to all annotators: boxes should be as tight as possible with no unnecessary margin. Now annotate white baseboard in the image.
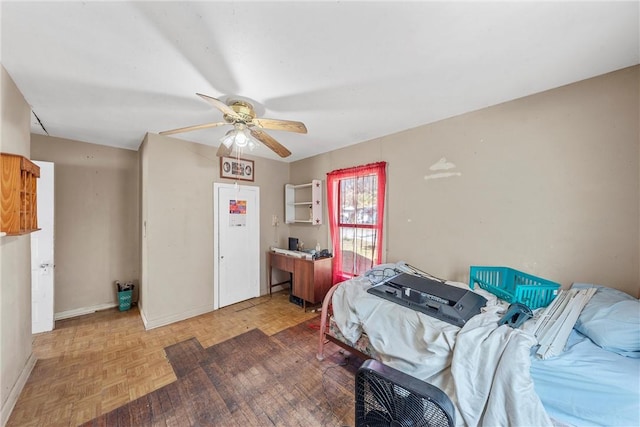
[142,304,213,330]
[1,353,37,427]
[55,302,212,331]
[54,303,118,320]
[139,305,149,329]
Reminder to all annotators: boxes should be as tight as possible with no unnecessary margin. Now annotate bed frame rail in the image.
[316,282,373,362]
[316,283,341,360]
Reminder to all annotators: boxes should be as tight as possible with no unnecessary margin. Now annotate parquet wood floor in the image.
[7,291,351,427]
[79,318,361,426]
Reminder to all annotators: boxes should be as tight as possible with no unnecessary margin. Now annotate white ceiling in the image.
[2,1,638,162]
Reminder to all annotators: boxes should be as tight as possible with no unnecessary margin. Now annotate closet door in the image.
[214,183,260,308]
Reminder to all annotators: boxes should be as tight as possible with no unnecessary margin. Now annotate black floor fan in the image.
[355,360,455,427]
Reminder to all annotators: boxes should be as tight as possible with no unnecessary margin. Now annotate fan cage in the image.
[355,360,455,427]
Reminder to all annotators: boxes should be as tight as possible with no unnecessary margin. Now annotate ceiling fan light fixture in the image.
[219,125,256,149]
[233,127,251,148]
[220,130,235,148]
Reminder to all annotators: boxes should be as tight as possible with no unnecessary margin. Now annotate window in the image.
[327,162,386,284]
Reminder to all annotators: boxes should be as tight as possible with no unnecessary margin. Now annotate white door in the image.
[213,183,260,309]
[31,161,55,334]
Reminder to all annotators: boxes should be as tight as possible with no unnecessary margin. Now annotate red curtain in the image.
[326,162,387,284]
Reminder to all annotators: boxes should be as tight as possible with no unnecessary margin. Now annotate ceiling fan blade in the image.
[252,118,307,134]
[196,93,239,119]
[216,142,233,157]
[250,129,291,158]
[159,121,226,136]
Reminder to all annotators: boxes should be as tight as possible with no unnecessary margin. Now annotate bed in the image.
[316,262,640,426]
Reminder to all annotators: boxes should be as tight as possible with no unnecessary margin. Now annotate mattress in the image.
[530,329,640,427]
[328,315,378,358]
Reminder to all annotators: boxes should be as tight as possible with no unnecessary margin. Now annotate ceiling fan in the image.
[159,93,307,158]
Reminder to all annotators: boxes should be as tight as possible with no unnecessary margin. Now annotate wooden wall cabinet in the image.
[1,153,40,235]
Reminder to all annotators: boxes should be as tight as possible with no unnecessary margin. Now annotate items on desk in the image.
[314,249,332,259]
[288,237,299,251]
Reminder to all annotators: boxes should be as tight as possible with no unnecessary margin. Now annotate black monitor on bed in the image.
[367,273,487,327]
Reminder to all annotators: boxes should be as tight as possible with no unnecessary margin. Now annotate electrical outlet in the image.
[272,214,279,226]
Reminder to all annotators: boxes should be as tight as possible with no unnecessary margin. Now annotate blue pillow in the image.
[572,283,640,358]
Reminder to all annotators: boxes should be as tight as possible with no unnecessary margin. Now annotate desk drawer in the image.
[271,253,294,272]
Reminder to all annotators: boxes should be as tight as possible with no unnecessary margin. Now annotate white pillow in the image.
[572,283,640,358]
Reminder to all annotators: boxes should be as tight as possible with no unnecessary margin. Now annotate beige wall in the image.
[0,66,35,424]
[31,135,140,315]
[291,66,640,297]
[140,133,290,329]
[1,57,635,424]
[0,64,637,425]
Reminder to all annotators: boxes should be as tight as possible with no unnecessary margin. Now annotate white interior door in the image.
[31,160,55,334]
[214,183,260,309]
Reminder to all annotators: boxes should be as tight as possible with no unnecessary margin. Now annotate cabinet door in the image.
[293,258,313,301]
[21,166,38,231]
[1,154,22,234]
[311,257,333,303]
[292,257,333,304]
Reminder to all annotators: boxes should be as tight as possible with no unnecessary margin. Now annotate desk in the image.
[267,251,333,310]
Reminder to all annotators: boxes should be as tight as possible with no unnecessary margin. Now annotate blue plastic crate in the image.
[469,266,560,309]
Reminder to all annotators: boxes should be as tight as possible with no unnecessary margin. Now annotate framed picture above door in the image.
[220,156,254,182]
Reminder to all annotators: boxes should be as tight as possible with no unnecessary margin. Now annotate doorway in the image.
[31,160,54,334]
[213,183,260,309]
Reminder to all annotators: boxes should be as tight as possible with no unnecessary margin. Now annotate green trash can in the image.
[116,281,134,311]
[118,289,132,311]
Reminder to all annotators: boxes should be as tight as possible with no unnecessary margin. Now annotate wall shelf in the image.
[1,153,40,235]
[285,179,322,225]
